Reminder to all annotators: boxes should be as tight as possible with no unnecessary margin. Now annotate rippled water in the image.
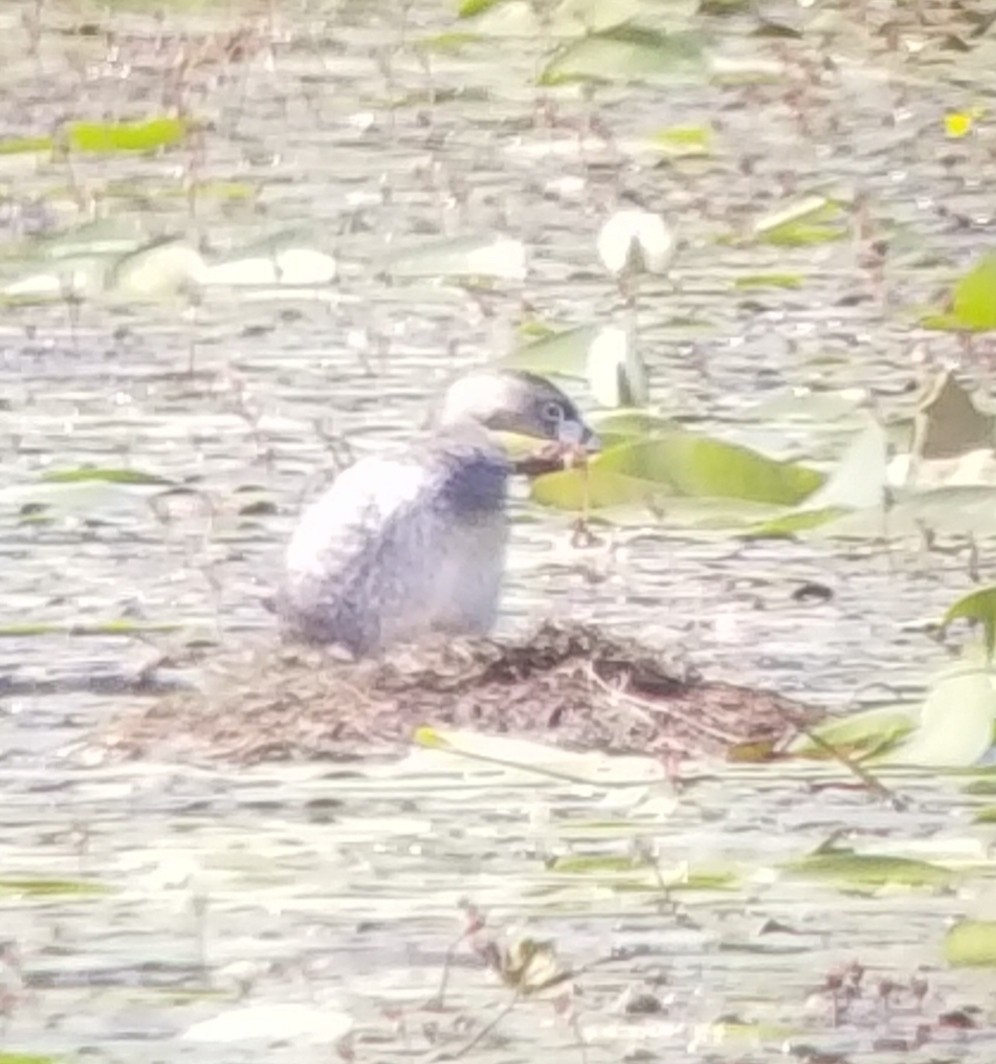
[2,0,996,1059]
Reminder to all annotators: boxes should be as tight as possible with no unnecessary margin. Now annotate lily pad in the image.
[944,921,996,967]
[922,252,996,332]
[649,123,714,157]
[942,587,996,660]
[877,667,996,768]
[67,116,188,153]
[789,704,916,759]
[202,247,337,287]
[0,877,110,897]
[784,848,954,889]
[387,234,526,281]
[585,325,649,407]
[752,195,849,246]
[107,237,206,299]
[505,324,602,379]
[540,25,707,87]
[533,432,823,515]
[42,467,174,486]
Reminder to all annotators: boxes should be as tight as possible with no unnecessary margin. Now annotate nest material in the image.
[99,622,820,765]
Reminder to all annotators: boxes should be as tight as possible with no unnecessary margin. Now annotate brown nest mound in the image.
[99,622,820,765]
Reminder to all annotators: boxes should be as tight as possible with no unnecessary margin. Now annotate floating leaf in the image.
[0,877,110,896]
[649,123,713,157]
[0,256,108,304]
[551,855,737,890]
[42,467,173,486]
[587,408,679,440]
[550,854,648,875]
[600,435,823,504]
[505,324,601,379]
[804,419,890,511]
[183,1003,353,1044]
[789,704,916,759]
[107,237,206,299]
[942,587,996,660]
[458,0,510,15]
[0,135,55,155]
[944,921,996,967]
[533,433,822,515]
[387,234,526,281]
[413,727,665,785]
[784,849,954,888]
[585,325,649,407]
[734,273,804,290]
[0,619,187,638]
[202,247,337,287]
[878,667,996,768]
[540,26,707,87]
[746,421,890,538]
[752,195,848,246]
[746,505,849,538]
[923,253,996,332]
[67,116,188,153]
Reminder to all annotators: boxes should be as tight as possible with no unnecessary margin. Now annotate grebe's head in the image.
[436,370,600,462]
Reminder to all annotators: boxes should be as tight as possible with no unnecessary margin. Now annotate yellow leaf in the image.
[945,111,973,138]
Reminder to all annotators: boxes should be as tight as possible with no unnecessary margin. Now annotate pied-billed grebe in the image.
[279,370,599,656]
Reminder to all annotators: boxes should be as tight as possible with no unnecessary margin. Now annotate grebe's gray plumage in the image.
[279,370,597,656]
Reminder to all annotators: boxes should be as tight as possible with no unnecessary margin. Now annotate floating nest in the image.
[99,622,821,765]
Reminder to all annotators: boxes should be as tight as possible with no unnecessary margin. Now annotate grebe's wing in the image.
[280,442,508,653]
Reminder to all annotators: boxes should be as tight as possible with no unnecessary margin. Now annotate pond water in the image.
[2,0,996,1059]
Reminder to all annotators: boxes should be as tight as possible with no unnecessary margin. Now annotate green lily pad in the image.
[504,324,601,379]
[0,135,55,155]
[458,0,509,15]
[752,195,849,247]
[533,433,823,515]
[877,667,996,769]
[923,253,996,333]
[387,233,526,281]
[67,116,188,153]
[789,704,916,759]
[42,467,173,486]
[734,273,805,290]
[0,877,110,897]
[784,849,954,889]
[649,123,714,157]
[942,586,996,660]
[944,920,996,966]
[540,25,707,87]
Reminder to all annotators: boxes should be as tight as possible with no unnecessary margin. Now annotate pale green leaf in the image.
[784,849,954,888]
[878,668,996,768]
[504,324,601,379]
[540,26,706,87]
[788,704,916,759]
[387,234,526,281]
[944,921,996,966]
[67,116,188,153]
[942,587,996,660]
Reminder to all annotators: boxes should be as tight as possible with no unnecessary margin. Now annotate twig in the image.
[585,665,742,745]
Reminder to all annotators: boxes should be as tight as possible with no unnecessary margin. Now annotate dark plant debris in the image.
[96,622,819,765]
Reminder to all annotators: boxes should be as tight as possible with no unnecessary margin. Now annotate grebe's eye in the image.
[542,400,565,424]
